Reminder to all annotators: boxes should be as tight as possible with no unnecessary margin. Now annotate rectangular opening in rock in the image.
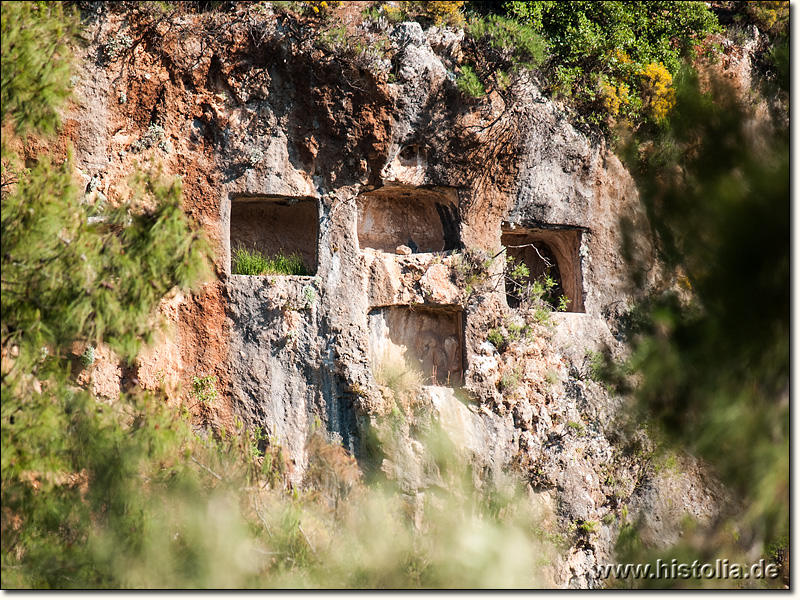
[502,227,585,313]
[357,186,459,254]
[368,305,463,386]
[230,196,318,275]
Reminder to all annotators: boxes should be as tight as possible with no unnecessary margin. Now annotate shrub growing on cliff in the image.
[504,254,568,319]
[372,1,466,27]
[452,247,494,297]
[190,375,219,407]
[424,1,466,25]
[456,64,485,98]
[636,62,676,124]
[742,0,789,36]
[502,1,720,129]
[459,13,546,99]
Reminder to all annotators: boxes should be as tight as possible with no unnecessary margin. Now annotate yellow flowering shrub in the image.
[383,3,405,23]
[637,62,675,123]
[746,0,789,34]
[423,1,465,26]
[600,79,629,117]
[378,1,464,27]
[303,1,341,17]
[612,50,631,65]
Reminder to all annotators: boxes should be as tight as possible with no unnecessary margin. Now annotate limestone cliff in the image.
[55,3,722,588]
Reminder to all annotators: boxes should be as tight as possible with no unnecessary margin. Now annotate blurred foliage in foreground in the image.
[0,1,550,588]
[605,46,789,588]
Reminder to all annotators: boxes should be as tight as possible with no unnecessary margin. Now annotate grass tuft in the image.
[233,247,309,276]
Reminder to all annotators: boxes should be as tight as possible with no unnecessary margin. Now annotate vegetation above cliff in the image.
[500,1,720,130]
[65,0,785,136]
[266,0,722,133]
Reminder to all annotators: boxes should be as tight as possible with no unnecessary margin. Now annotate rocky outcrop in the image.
[60,4,718,587]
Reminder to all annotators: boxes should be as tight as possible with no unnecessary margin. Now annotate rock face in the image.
[59,5,718,588]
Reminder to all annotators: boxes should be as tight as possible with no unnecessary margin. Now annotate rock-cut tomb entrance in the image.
[368,306,463,386]
[502,227,585,313]
[356,186,459,254]
[229,196,318,275]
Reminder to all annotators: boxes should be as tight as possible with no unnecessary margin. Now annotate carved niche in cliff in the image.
[229,196,318,275]
[368,305,463,386]
[356,186,459,254]
[502,226,585,313]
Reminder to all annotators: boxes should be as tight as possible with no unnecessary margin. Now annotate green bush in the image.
[504,254,569,317]
[503,1,720,129]
[232,247,309,276]
[577,520,598,534]
[487,327,505,350]
[465,13,546,70]
[452,247,494,296]
[459,13,546,98]
[191,374,218,406]
[457,64,485,98]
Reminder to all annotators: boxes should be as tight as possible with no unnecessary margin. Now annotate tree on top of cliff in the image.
[500,1,721,130]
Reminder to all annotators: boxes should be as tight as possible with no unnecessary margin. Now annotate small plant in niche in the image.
[505,253,570,318]
[232,247,309,276]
